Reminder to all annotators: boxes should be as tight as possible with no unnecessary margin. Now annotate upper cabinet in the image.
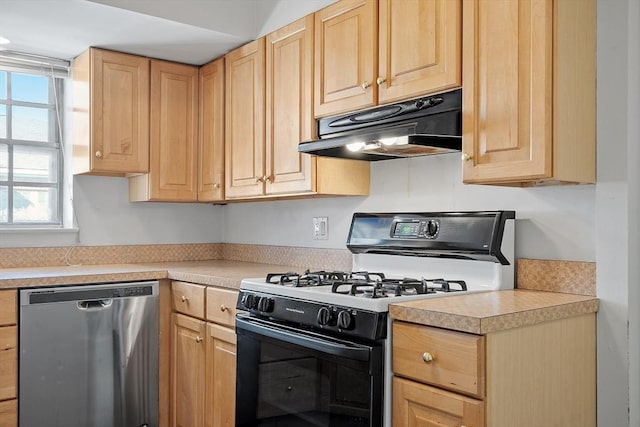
[225,19,370,201]
[314,0,461,118]
[198,58,225,202]
[129,60,199,201]
[314,0,377,117]
[265,16,315,195]
[377,0,462,105]
[73,48,150,175]
[225,39,266,199]
[461,0,596,185]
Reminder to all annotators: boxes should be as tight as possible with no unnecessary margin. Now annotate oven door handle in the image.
[236,316,372,362]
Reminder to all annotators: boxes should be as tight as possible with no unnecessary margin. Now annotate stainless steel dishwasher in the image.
[19,281,159,427]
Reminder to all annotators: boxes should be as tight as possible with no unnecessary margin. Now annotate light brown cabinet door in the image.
[378,0,461,104]
[199,58,225,202]
[73,48,149,175]
[0,291,16,327]
[0,399,17,427]
[266,15,315,195]
[205,323,237,427]
[314,0,377,117]
[171,313,206,427]
[462,0,553,183]
[0,326,17,402]
[393,377,484,427]
[148,60,199,201]
[225,39,266,198]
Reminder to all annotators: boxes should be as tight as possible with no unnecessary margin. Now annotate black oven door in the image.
[236,314,384,427]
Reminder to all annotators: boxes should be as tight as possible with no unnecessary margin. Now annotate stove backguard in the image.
[347,211,515,265]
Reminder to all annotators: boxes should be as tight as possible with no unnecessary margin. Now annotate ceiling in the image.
[0,0,336,65]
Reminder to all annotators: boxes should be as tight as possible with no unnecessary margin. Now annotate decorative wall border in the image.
[221,243,352,272]
[0,243,222,268]
[516,258,596,296]
[0,243,352,271]
[0,244,595,296]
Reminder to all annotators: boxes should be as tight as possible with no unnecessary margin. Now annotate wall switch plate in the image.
[313,217,328,240]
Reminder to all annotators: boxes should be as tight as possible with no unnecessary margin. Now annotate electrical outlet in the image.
[313,217,328,240]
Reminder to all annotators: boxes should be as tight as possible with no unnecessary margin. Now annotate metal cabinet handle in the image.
[195,336,203,343]
[263,175,272,183]
[213,183,221,189]
[462,153,473,162]
[256,176,264,183]
[422,352,434,363]
[220,304,228,312]
[95,151,103,158]
[376,77,386,85]
[180,295,188,303]
[361,81,371,90]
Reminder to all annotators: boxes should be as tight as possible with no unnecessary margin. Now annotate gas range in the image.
[238,211,515,340]
[235,211,515,427]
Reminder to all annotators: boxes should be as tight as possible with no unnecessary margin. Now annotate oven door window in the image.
[236,316,383,427]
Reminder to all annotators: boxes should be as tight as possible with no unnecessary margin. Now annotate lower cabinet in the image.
[393,314,596,427]
[171,313,206,427]
[393,377,483,427]
[0,399,17,427]
[170,282,238,427]
[0,290,17,427]
[205,323,237,427]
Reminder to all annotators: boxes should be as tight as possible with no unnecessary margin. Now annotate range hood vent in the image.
[299,89,462,161]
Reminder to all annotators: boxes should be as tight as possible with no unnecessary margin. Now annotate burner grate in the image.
[264,270,467,298]
[266,270,349,287]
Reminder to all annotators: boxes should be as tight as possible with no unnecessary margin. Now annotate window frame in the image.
[0,70,64,227]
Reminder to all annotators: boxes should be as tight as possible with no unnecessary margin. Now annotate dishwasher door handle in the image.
[76,299,113,310]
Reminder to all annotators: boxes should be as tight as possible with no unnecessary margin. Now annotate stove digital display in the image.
[393,222,420,238]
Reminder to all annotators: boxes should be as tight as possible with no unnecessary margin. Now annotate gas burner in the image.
[266,270,349,287]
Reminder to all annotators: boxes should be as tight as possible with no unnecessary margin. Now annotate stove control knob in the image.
[241,293,257,310]
[337,310,353,330]
[317,307,333,326]
[257,296,274,313]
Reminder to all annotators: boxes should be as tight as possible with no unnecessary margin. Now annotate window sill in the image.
[0,227,78,234]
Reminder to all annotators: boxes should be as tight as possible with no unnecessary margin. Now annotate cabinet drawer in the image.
[171,281,206,318]
[0,291,16,327]
[0,399,17,427]
[393,321,485,397]
[206,288,239,328]
[393,377,484,427]
[0,326,17,401]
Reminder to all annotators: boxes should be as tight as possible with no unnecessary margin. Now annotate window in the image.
[0,70,63,226]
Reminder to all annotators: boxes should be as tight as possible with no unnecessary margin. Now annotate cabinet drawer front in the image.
[0,291,16,327]
[171,281,206,318]
[206,288,239,327]
[393,321,484,397]
[0,399,17,427]
[0,326,17,401]
[393,377,484,427]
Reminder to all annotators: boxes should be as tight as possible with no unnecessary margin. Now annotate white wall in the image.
[72,175,223,245]
[596,0,640,425]
[256,0,336,37]
[627,1,640,423]
[223,153,596,261]
[0,175,224,247]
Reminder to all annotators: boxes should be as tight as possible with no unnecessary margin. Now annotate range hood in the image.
[299,89,461,161]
